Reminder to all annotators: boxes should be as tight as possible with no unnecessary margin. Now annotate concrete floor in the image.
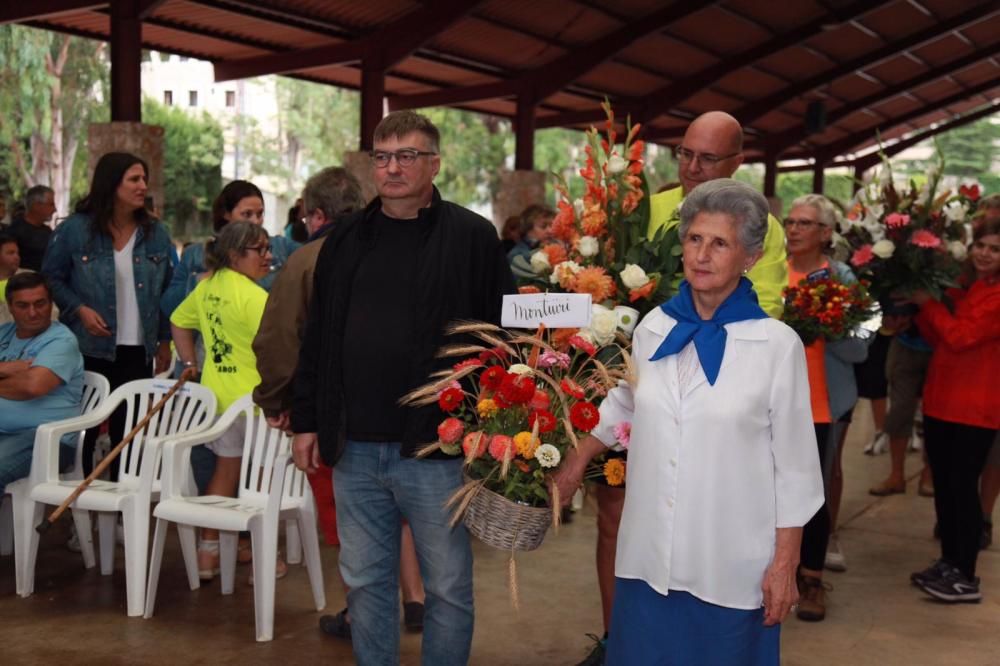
[2,399,999,665]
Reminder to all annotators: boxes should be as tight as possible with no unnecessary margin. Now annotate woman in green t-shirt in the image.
[170,221,274,580]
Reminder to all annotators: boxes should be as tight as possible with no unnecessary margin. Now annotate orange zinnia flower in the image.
[542,242,568,266]
[572,266,616,302]
[581,206,608,237]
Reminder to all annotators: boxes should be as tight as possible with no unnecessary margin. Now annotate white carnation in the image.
[508,363,533,376]
[619,263,649,290]
[577,235,599,258]
[589,305,618,346]
[529,250,551,274]
[948,240,968,261]
[943,201,967,223]
[607,154,627,174]
[535,444,561,468]
[872,239,896,259]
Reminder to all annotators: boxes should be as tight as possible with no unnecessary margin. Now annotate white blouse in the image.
[592,308,824,610]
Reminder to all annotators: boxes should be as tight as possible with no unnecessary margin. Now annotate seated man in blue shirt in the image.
[0,272,84,496]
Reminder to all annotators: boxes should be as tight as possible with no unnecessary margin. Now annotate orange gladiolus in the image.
[629,279,657,303]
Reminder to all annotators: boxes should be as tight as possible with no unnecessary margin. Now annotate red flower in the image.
[453,358,483,372]
[568,335,597,356]
[437,418,465,444]
[528,409,557,434]
[529,389,551,411]
[561,378,586,399]
[438,387,464,413]
[497,374,536,405]
[570,401,600,432]
[481,366,508,392]
[513,459,531,474]
[462,431,487,458]
[960,183,981,201]
[488,434,516,462]
[479,347,509,365]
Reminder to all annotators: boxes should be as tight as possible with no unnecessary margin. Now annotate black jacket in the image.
[290,188,516,465]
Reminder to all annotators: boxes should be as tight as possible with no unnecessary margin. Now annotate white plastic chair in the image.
[144,394,325,641]
[22,378,217,615]
[1,371,110,595]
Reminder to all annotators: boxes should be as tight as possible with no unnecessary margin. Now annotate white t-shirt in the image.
[114,230,143,345]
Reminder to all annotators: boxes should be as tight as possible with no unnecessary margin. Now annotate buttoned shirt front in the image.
[592,308,824,610]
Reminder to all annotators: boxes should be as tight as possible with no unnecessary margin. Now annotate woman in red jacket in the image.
[909,219,1000,603]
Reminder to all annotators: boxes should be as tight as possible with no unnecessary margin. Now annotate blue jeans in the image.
[333,440,474,666]
[0,429,76,496]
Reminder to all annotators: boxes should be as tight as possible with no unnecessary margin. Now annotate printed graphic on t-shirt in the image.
[205,293,236,373]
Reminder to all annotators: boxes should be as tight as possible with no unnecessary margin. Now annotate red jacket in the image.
[916,279,1000,430]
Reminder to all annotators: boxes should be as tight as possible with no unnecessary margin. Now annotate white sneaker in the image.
[825,534,847,572]
[908,431,923,452]
[864,431,888,456]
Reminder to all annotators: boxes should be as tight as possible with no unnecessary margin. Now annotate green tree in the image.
[141,98,223,239]
[424,108,512,207]
[0,25,108,215]
[932,116,1000,178]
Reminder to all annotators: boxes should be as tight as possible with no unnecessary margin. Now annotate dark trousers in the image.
[924,415,997,579]
[800,423,831,572]
[82,346,151,480]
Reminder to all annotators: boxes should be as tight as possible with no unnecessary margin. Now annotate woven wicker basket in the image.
[462,482,552,552]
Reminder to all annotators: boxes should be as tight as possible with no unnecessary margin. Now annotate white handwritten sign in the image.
[502,293,592,329]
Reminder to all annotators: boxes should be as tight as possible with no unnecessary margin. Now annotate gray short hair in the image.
[204,221,268,271]
[302,167,366,222]
[790,194,840,228]
[678,179,769,254]
[25,185,54,208]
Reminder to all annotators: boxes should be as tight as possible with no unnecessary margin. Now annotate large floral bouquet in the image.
[403,322,629,510]
[836,156,974,302]
[511,101,682,345]
[782,276,875,345]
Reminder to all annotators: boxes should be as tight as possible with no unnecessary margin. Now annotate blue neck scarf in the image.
[649,277,768,385]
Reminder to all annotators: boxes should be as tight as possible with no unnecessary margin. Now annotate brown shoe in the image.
[869,479,906,496]
[797,574,829,622]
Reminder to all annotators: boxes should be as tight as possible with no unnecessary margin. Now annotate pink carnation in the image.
[488,434,516,462]
[538,350,571,369]
[613,422,632,449]
[437,418,465,444]
[850,244,874,267]
[462,431,487,458]
[886,212,910,228]
[909,229,942,249]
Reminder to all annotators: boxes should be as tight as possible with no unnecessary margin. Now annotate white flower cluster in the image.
[535,443,561,468]
[576,303,641,346]
[619,263,649,289]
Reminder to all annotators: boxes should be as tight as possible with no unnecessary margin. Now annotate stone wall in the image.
[492,170,547,232]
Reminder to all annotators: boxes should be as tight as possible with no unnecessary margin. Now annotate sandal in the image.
[247,552,288,585]
[197,542,221,581]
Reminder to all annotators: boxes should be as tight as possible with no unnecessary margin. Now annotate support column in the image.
[851,163,863,194]
[360,65,385,151]
[110,0,142,122]
[514,93,536,171]
[812,160,825,194]
[763,154,777,197]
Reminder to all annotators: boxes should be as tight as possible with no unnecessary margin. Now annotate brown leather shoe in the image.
[869,479,906,496]
[797,574,829,622]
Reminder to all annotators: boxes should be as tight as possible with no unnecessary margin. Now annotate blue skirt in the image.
[606,578,779,666]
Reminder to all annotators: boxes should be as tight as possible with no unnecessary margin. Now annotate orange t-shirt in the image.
[788,263,831,424]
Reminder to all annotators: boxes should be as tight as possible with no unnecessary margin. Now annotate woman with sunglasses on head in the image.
[161,180,300,318]
[43,152,175,479]
[170,221,286,581]
[783,194,871,622]
[908,220,1000,603]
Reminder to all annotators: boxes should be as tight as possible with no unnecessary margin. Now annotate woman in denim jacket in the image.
[42,152,174,476]
[160,180,299,317]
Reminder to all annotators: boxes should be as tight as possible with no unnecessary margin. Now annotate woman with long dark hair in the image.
[43,151,174,475]
[161,180,299,317]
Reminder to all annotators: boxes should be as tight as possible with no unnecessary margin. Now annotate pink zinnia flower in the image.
[437,418,465,444]
[910,229,942,249]
[462,431,487,459]
[538,350,571,369]
[488,434,516,462]
[613,422,632,449]
[850,244,874,267]
[885,212,910,228]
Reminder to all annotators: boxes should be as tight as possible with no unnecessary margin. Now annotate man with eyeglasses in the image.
[647,111,787,317]
[291,111,515,665]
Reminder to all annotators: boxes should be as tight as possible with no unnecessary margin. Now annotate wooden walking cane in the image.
[36,368,197,534]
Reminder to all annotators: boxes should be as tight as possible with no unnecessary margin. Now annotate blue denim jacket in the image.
[42,213,174,362]
[160,235,300,317]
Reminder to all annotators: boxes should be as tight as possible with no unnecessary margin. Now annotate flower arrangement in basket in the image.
[836,154,974,303]
[511,101,683,334]
[782,276,876,345]
[401,321,629,554]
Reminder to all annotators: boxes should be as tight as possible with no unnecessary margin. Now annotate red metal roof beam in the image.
[213,0,485,82]
[0,0,106,24]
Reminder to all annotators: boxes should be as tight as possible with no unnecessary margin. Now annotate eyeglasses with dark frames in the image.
[673,145,740,168]
[244,243,272,257]
[369,149,438,168]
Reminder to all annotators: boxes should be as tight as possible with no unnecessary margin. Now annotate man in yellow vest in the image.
[648,111,787,317]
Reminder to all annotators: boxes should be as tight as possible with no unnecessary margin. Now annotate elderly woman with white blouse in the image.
[555,178,824,665]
